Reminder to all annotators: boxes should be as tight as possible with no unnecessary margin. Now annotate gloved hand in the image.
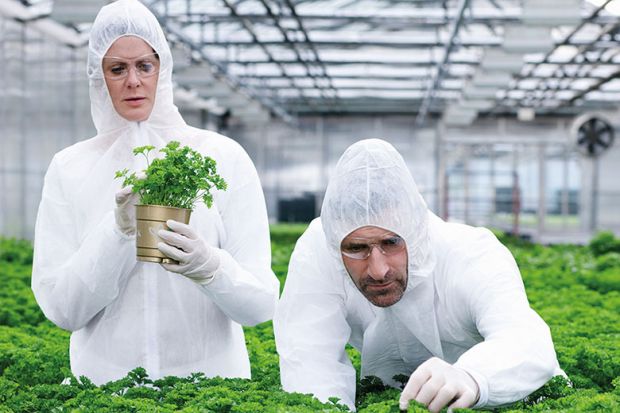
[157,220,221,284]
[114,186,139,236]
[399,357,479,413]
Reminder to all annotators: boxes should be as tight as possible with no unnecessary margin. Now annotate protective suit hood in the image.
[320,138,434,279]
[87,0,184,133]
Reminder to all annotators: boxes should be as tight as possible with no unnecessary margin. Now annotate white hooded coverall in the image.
[32,0,279,384]
[273,139,562,410]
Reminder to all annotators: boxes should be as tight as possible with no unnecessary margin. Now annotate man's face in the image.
[340,226,408,307]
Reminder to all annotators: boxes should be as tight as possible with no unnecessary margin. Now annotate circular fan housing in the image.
[573,115,615,157]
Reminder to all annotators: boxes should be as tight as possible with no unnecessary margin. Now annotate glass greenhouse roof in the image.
[11,0,620,124]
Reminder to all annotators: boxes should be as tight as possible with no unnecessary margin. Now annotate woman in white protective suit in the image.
[32,0,279,384]
[274,139,563,412]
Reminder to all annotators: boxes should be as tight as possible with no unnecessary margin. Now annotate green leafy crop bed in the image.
[1,229,619,412]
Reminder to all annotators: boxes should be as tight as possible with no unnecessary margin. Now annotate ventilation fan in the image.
[572,114,615,157]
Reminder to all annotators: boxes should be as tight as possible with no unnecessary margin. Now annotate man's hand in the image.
[399,357,479,413]
[157,220,221,284]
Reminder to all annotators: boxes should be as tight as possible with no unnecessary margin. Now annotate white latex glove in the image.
[114,186,139,236]
[399,357,479,413]
[157,220,221,284]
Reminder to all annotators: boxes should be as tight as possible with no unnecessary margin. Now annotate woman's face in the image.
[102,36,159,122]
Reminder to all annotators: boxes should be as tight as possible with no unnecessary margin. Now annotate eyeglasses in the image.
[340,234,406,260]
[102,53,159,80]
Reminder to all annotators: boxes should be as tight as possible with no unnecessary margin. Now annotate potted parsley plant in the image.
[115,140,227,264]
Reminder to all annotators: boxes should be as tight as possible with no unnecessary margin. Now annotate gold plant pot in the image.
[135,204,192,264]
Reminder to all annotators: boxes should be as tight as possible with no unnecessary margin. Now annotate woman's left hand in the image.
[157,220,221,284]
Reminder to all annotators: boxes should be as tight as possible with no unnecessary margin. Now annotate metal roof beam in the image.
[282,0,337,95]
[220,0,304,100]
[223,57,479,66]
[148,0,620,118]
[284,97,447,104]
[175,14,516,28]
[567,69,620,105]
[0,0,88,47]
[237,71,612,84]
[168,10,519,26]
[252,82,607,94]
[492,0,617,113]
[416,0,471,126]
[147,1,296,125]
[256,0,337,104]
[248,82,462,90]
[497,37,620,113]
[237,73,461,81]
[198,38,500,48]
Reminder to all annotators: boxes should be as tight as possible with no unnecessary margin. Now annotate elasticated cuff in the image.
[457,366,488,408]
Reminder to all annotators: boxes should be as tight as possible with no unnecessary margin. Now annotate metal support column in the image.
[0,16,6,235]
[591,157,600,232]
[511,146,520,237]
[436,122,448,220]
[537,143,546,239]
[317,117,327,215]
[19,23,27,239]
[489,144,496,227]
[561,145,570,229]
[463,148,470,224]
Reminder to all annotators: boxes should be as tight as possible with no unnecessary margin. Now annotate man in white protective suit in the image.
[32,0,278,384]
[274,139,563,412]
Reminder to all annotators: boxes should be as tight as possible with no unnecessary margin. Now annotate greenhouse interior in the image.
[1,0,619,243]
[1,0,620,412]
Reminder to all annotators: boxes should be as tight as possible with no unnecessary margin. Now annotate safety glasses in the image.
[340,234,406,260]
[102,52,159,80]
